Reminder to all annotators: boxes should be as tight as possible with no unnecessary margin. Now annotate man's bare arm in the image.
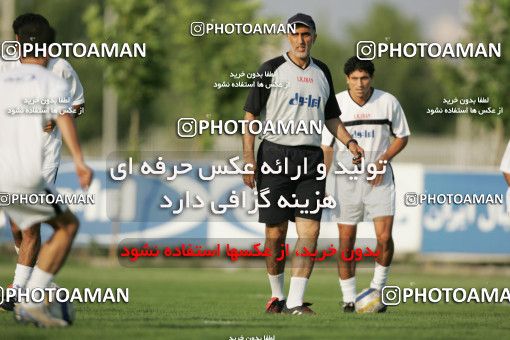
[503,172,510,186]
[242,111,257,189]
[379,136,408,162]
[370,136,409,186]
[321,144,334,175]
[325,118,352,146]
[56,113,92,190]
[43,104,84,132]
[325,117,364,162]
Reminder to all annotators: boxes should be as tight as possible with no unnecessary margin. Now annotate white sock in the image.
[286,277,308,309]
[339,277,356,303]
[14,245,20,254]
[268,273,285,300]
[13,264,33,288]
[370,262,390,290]
[24,266,54,307]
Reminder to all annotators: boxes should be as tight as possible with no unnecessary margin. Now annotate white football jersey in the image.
[0,64,70,193]
[0,58,84,171]
[500,141,510,173]
[322,88,410,164]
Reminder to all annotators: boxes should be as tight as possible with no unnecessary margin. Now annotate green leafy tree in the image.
[344,4,448,135]
[84,0,168,158]
[309,32,350,93]
[434,0,510,160]
[465,0,510,150]
[160,0,271,149]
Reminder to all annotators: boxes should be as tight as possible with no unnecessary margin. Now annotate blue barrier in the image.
[421,171,510,254]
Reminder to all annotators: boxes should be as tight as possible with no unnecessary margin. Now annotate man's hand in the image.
[348,142,365,165]
[242,157,257,189]
[325,118,365,165]
[75,161,93,190]
[43,120,56,133]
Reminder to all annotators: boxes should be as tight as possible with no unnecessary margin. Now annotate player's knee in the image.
[10,222,22,240]
[340,232,356,244]
[66,214,80,239]
[302,228,319,240]
[10,223,20,234]
[377,233,393,246]
[21,232,41,247]
[54,210,80,239]
[339,242,355,253]
[22,224,40,239]
[265,223,288,240]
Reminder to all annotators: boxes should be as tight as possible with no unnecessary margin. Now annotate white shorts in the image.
[1,185,67,230]
[42,128,62,177]
[0,158,59,230]
[330,164,395,225]
[42,165,59,185]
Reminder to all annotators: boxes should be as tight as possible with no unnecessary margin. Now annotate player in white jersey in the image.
[0,20,92,327]
[321,56,410,313]
[0,14,85,314]
[500,141,510,214]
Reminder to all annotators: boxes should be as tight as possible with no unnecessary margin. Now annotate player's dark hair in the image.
[18,21,54,57]
[12,13,50,35]
[344,56,375,77]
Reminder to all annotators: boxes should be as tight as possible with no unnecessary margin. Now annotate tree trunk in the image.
[128,107,140,162]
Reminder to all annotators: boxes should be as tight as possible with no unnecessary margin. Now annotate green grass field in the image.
[1,259,509,340]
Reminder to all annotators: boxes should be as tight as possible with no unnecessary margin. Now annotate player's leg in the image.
[283,145,326,314]
[16,208,79,327]
[333,170,363,312]
[14,166,56,283]
[260,206,292,313]
[364,165,395,291]
[285,217,319,313]
[30,210,79,274]
[337,223,358,311]
[264,221,288,312]
[1,165,57,311]
[370,215,394,290]
[0,220,41,312]
[326,148,365,311]
[256,140,294,313]
[10,218,22,252]
[15,223,41,280]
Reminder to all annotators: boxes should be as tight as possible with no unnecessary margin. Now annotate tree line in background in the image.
[14,0,509,151]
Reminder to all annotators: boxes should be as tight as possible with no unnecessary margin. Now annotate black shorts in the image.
[256,140,326,224]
